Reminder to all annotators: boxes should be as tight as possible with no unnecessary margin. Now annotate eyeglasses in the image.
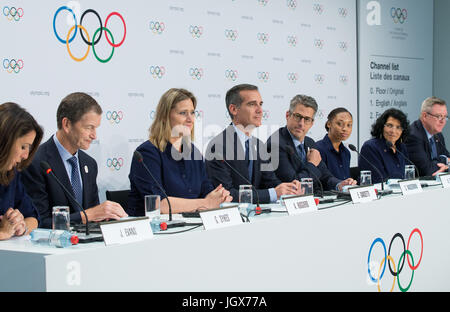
[384,123,403,131]
[290,112,314,124]
[426,112,449,122]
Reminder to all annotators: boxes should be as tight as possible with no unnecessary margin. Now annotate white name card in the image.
[100,217,153,246]
[439,173,450,188]
[283,194,317,215]
[200,206,242,230]
[399,179,423,195]
[349,185,378,204]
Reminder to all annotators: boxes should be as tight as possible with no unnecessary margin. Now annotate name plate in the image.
[200,206,242,230]
[348,185,377,204]
[439,173,450,188]
[100,217,153,246]
[398,179,423,195]
[283,194,317,215]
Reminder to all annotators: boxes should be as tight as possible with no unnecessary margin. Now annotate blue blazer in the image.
[405,119,450,176]
[359,138,409,183]
[205,124,281,204]
[128,140,214,216]
[266,126,341,192]
[22,136,100,228]
[0,171,39,221]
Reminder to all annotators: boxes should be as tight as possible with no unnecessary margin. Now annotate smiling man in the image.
[205,84,302,204]
[266,94,355,194]
[406,96,450,176]
[22,92,127,228]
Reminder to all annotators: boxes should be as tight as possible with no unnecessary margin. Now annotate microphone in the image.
[385,141,420,180]
[40,161,90,236]
[220,158,262,213]
[133,150,185,228]
[348,144,392,195]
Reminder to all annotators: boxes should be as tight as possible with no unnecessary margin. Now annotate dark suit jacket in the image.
[266,126,341,192]
[405,119,450,176]
[22,136,100,228]
[205,125,281,204]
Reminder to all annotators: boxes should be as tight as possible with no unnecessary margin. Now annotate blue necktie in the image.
[430,137,437,160]
[68,156,83,209]
[297,144,306,163]
[245,139,253,182]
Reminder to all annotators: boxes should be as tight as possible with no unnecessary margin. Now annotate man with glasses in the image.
[406,96,450,176]
[266,94,356,193]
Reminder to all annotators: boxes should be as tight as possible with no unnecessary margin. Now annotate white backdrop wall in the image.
[1,0,357,200]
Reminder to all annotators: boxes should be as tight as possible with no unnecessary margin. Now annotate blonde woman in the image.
[128,88,232,216]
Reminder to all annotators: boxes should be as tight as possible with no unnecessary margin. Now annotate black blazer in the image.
[22,136,100,228]
[205,125,281,204]
[405,119,450,176]
[266,126,341,192]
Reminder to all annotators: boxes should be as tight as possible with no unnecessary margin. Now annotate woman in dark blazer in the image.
[128,88,232,216]
[359,108,410,184]
[316,108,353,180]
[0,102,43,240]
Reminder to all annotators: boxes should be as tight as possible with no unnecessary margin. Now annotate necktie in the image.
[297,144,306,163]
[68,156,83,209]
[245,139,253,182]
[429,137,437,160]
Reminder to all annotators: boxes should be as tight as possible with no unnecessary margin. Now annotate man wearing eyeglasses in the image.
[406,96,450,176]
[266,94,356,194]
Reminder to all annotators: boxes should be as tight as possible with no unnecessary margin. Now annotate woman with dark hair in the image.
[316,107,354,180]
[359,108,410,183]
[0,102,43,240]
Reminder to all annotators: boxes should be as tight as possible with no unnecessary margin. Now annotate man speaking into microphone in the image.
[266,94,356,193]
[22,92,127,229]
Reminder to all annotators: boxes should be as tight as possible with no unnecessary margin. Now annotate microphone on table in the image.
[220,157,264,214]
[133,151,186,228]
[40,161,90,236]
[348,144,392,196]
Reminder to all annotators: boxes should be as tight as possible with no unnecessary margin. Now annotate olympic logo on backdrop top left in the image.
[52,5,126,63]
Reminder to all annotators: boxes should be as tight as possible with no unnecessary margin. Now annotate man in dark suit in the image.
[406,96,450,177]
[22,92,127,228]
[266,95,356,194]
[205,84,301,204]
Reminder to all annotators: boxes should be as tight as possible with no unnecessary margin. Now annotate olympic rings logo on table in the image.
[107,157,124,171]
[367,228,423,292]
[52,6,126,63]
[3,58,23,73]
[106,111,123,124]
[3,6,23,21]
[391,7,407,24]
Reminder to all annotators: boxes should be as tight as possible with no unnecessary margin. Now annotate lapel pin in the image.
[84,165,88,174]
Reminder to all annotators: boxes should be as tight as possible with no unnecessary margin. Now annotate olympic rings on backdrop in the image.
[3,59,24,73]
[53,6,126,62]
[106,111,123,124]
[150,66,166,79]
[391,7,407,24]
[107,157,124,170]
[189,68,203,80]
[189,25,203,38]
[367,228,423,292]
[3,6,23,21]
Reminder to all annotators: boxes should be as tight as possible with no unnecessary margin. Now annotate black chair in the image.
[105,189,130,212]
[350,166,360,181]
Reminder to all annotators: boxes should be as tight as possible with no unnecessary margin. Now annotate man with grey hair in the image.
[266,94,356,193]
[406,96,450,176]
